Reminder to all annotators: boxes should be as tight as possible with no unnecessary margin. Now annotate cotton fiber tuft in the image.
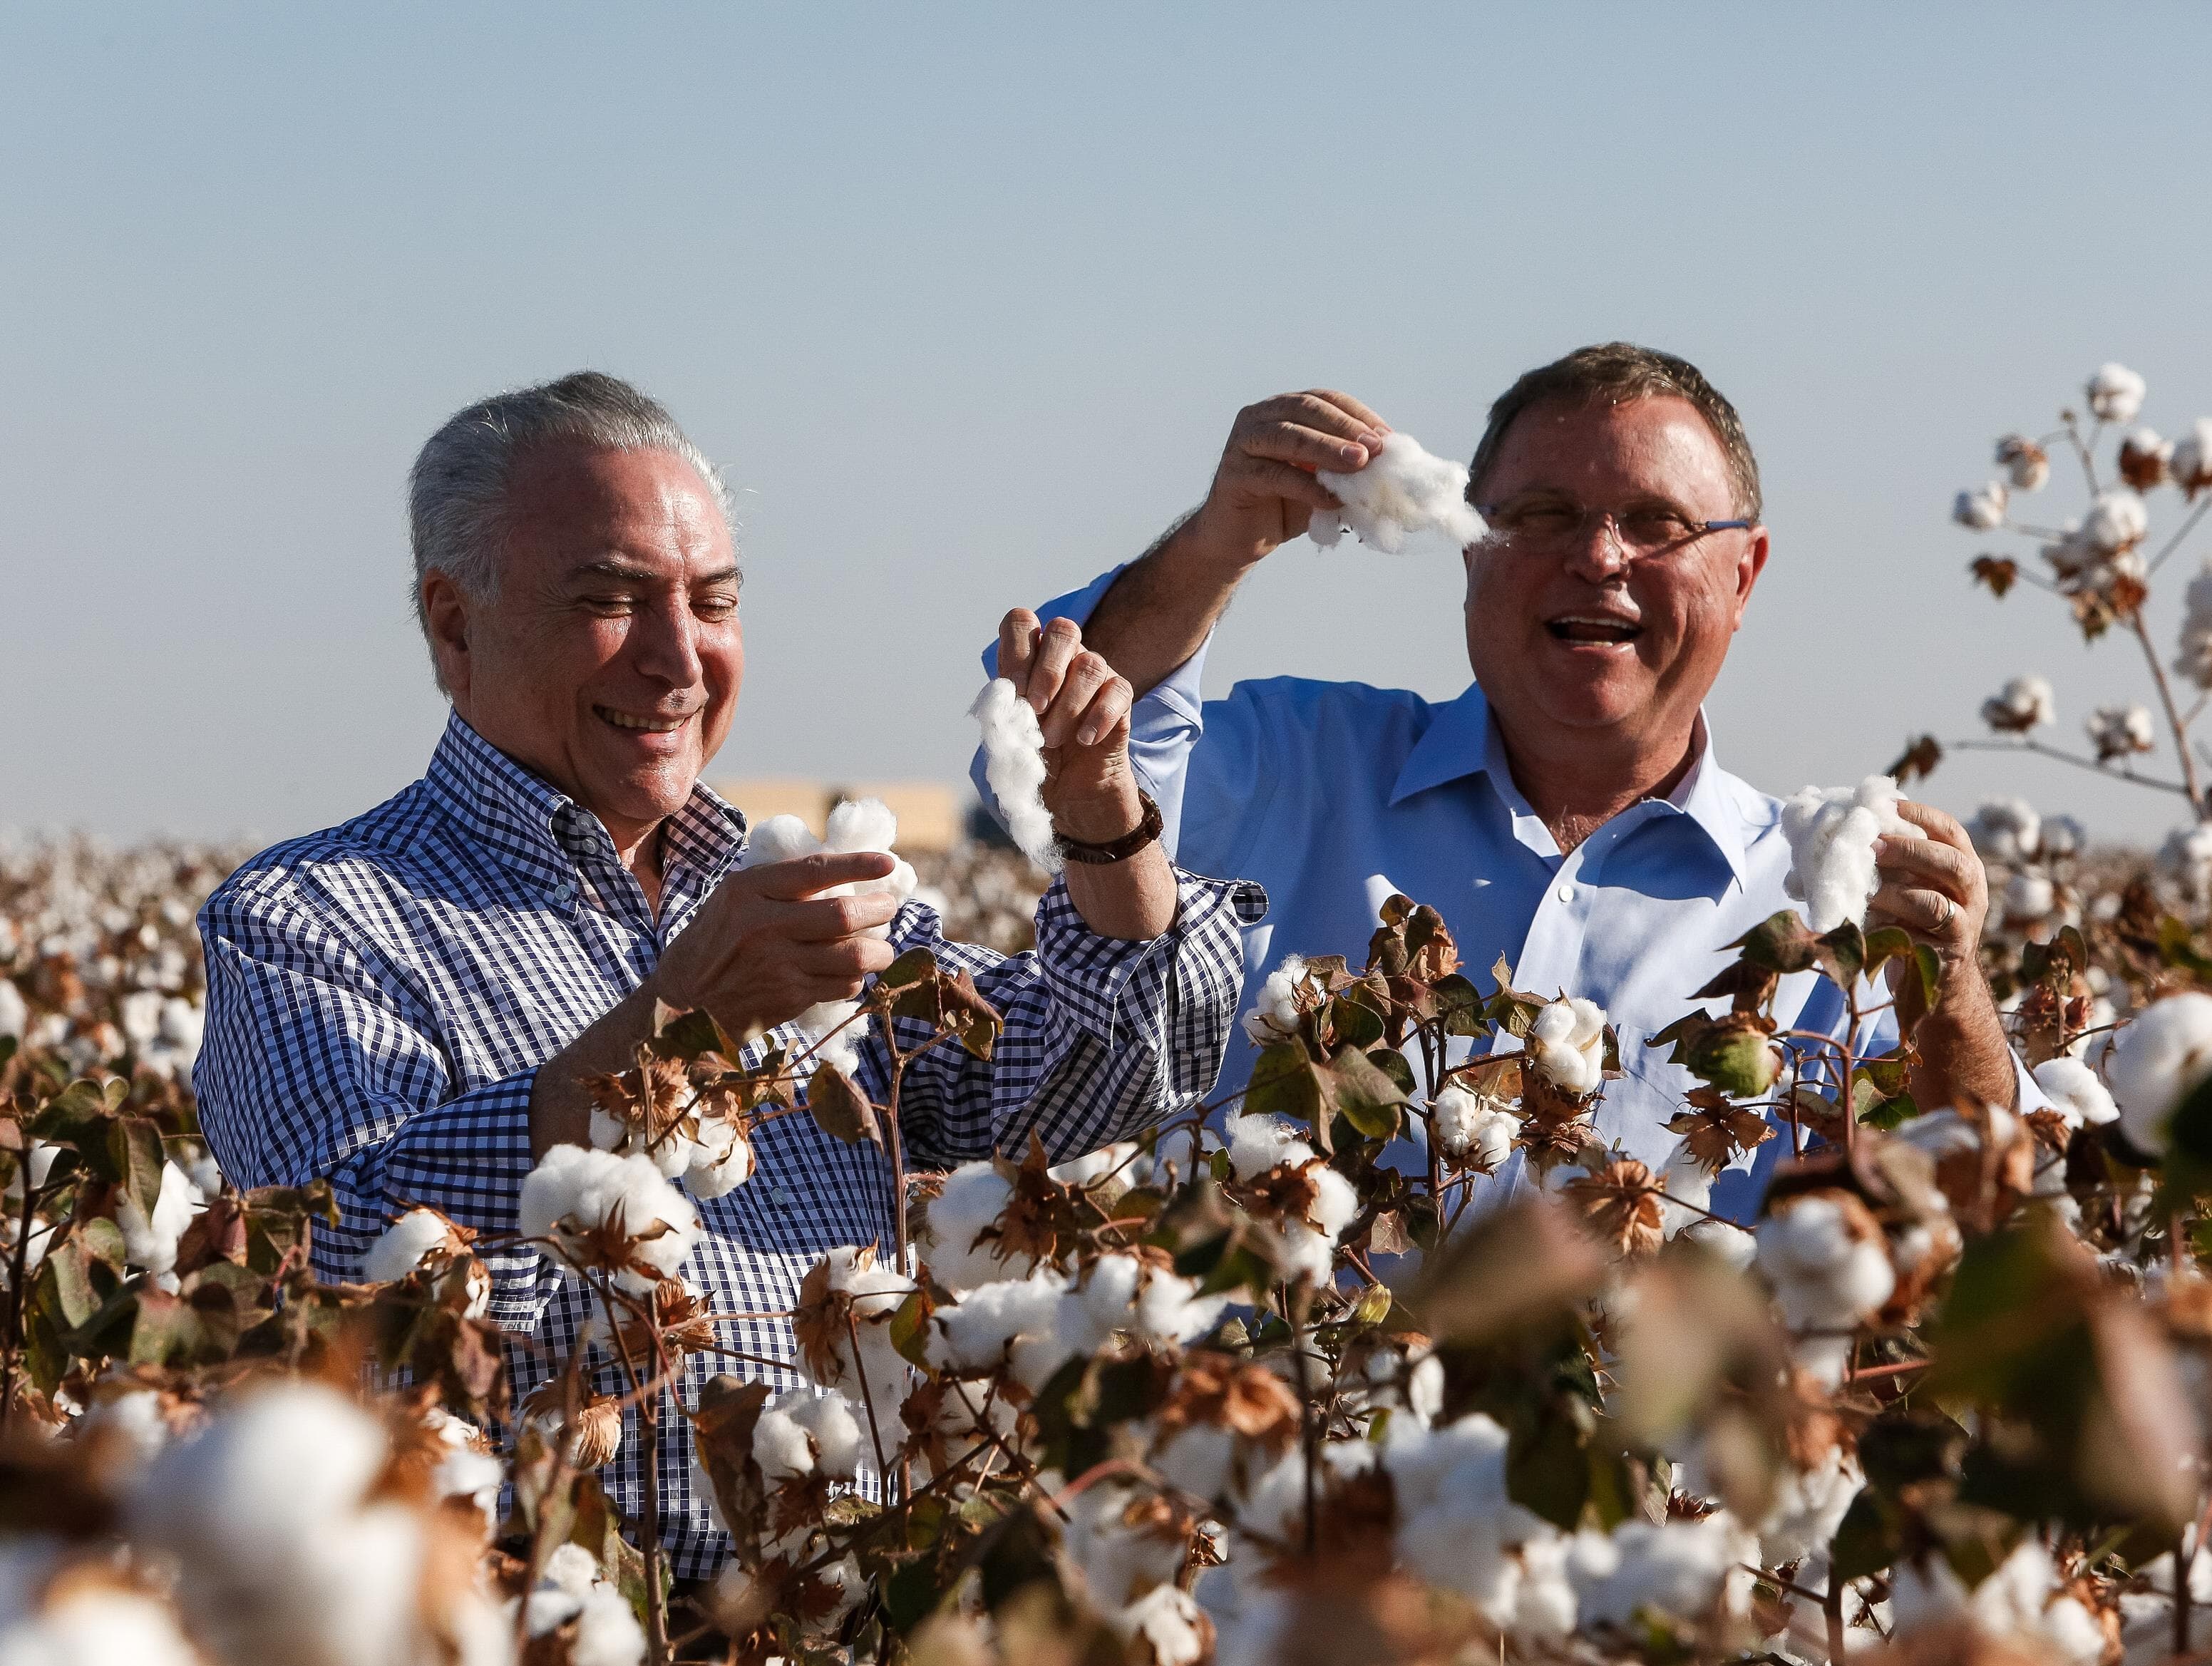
[1310,432,1484,554]
[1780,776,1918,932]
[970,679,1061,873]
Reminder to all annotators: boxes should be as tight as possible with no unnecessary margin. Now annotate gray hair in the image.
[408,371,733,685]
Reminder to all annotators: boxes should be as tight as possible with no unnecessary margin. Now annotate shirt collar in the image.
[1388,682,1749,884]
[420,710,747,903]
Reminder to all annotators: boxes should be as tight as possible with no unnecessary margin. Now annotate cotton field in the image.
[13,366,2212,1666]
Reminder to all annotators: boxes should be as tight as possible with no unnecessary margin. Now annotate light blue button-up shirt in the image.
[980,565,2042,1215]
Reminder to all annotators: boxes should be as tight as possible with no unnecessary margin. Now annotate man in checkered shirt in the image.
[192,371,1262,1578]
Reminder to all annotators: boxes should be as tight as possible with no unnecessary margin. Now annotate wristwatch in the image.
[1055,792,1164,865]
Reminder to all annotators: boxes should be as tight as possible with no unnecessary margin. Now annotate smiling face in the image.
[1462,395,1767,779]
[421,442,743,856]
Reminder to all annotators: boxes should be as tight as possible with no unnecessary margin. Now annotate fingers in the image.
[789,934,898,986]
[1233,391,1387,466]
[744,850,897,902]
[997,608,1041,691]
[1073,667,1133,749]
[1866,881,1968,947]
[1876,829,1980,903]
[1892,798,1972,855]
[778,888,901,942]
[1227,457,1344,512]
[1020,615,1084,714]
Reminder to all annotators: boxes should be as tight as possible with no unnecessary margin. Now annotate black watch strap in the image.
[1055,792,1164,865]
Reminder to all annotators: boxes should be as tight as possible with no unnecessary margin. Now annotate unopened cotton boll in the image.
[2032,1056,2119,1129]
[1953,480,2008,529]
[2087,361,2148,425]
[970,679,1061,873]
[1528,997,1606,1096]
[1781,775,1917,932]
[2174,418,2212,497]
[1310,431,1484,554]
[2107,992,2212,1156]
[1980,674,2056,734]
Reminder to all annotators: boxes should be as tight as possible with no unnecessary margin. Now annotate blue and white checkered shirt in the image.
[195,711,1262,1577]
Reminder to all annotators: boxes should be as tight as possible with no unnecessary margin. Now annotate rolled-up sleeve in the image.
[872,868,1265,1171]
[196,883,555,1330]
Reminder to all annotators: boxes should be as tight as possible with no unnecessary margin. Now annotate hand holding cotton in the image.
[1781,776,1918,932]
[1310,431,1485,554]
[970,679,1061,873]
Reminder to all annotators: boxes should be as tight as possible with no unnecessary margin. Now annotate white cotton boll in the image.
[1310,431,1483,554]
[570,1585,649,1666]
[1240,955,1307,1044]
[1272,1221,1339,1285]
[823,798,920,932]
[1113,1585,1210,1666]
[1980,674,2057,734]
[2179,567,2212,689]
[0,980,24,1042]
[363,1208,456,1284]
[1754,1195,1895,1332]
[1431,1082,1516,1168]
[86,1389,175,1468]
[927,1268,1072,1374]
[2089,702,2157,760]
[116,1161,202,1277]
[1967,797,2042,864]
[428,1428,504,1523]
[1781,776,1916,932]
[1995,433,2049,490]
[1657,1141,1714,1240]
[1153,1426,1236,1501]
[1756,1448,1863,1567]
[971,679,1061,873]
[2164,823,2212,896]
[2108,992,2212,1156]
[1570,1513,1758,1631]
[794,1392,864,1481]
[2042,816,2086,858]
[2032,1056,2119,1129]
[1305,1166,1359,1240]
[518,1146,700,1292]
[752,1399,820,1484]
[1132,1268,1229,1347]
[2174,417,2212,496]
[1224,1112,1314,1182]
[120,987,164,1047]
[1953,480,2008,529]
[2083,488,2149,555]
[0,1580,204,1666]
[921,1162,1021,1291]
[2087,361,2148,424]
[1528,997,1605,1096]
[2004,872,2057,922]
[1049,1142,1138,1188]
[1064,1481,1190,1609]
[1679,1216,1759,1272]
[1066,1254,1145,1354]
[684,1123,754,1199]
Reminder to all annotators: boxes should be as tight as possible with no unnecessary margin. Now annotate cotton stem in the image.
[2131,610,2207,818]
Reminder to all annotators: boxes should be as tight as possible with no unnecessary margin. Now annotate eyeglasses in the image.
[1473,498,1754,559]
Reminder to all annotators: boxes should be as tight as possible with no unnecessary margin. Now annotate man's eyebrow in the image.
[568,558,742,586]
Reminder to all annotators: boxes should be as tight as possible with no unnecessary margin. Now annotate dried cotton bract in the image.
[969,679,1061,874]
[1780,776,1915,932]
[1310,431,1484,554]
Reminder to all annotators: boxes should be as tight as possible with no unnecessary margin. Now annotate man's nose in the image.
[1560,512,1632,581]
[631,597,704,687]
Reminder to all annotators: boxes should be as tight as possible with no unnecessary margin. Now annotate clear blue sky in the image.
[6,4,2211,846]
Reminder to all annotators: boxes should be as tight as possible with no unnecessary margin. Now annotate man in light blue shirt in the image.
[979,344,2039,1211]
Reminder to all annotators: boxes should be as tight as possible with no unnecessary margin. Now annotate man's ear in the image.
[1732,526,1771,629]
[420,570,473,701]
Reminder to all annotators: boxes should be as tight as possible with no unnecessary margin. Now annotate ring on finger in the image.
[1934,895,1956,932]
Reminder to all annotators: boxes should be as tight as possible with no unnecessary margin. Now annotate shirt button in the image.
[1558,884,1576,903]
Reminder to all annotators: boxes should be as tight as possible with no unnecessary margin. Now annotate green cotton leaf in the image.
[109,1116,167,1224]
[27,1081,116,1171]
[1730,910,1828,975]
[1243,1042,1332,1152]
[806,1063,884,1147]
[1505,1407,1591,1531]
[653,1007,749,1064]
[2158,916,2212,979]
[39,1237,105,1331]
[1329,1047,1408,1143]
[1327,994,1385,1051]
[1431,973,1487,1037]
[878,947,939,993]
[1820,920,1867,989]
[1828,1488,1898,1581]
[888,1285,935,1368]
[1861,925,1915,978]
[1912,944,1944,1012]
